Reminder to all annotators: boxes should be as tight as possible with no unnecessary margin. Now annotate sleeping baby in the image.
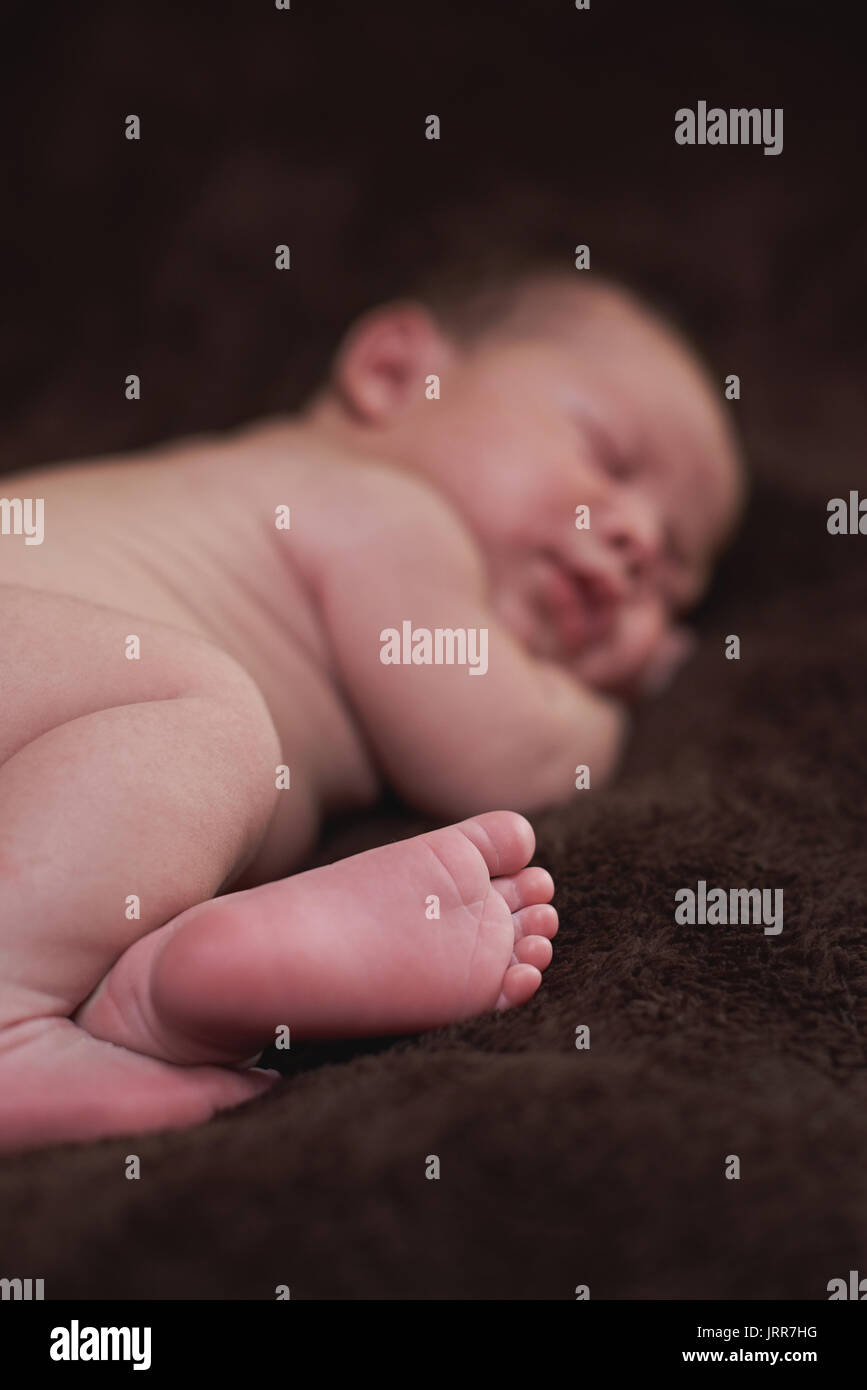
[0,272,743,1149]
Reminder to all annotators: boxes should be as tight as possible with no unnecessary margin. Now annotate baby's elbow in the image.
[532,696,629,807]
[515,727,624,812]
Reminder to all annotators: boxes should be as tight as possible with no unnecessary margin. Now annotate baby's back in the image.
[0,419,383,821]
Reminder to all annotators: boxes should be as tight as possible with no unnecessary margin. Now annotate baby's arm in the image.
[317,470,626,817]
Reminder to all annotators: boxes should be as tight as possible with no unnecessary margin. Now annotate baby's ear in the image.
[636,624,696,698]
[333,301,454,423]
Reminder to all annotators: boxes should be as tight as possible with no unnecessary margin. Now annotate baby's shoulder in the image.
[314,449,485,586]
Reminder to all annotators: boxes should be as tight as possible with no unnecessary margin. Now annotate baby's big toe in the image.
[456,810,536,877]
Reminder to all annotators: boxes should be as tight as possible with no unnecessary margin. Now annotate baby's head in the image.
[309,271,745,699]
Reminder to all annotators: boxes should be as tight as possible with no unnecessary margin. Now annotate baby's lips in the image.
[538,556,614,648]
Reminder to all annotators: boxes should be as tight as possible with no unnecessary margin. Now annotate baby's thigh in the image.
[0,583,271,763]
[0,584,284,1020]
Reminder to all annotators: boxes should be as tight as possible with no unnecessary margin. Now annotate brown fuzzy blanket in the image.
[1,0,865,1299]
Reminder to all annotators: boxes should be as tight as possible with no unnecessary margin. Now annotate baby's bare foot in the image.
[82,811,558,1065]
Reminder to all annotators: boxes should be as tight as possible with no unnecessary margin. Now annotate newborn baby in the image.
[0,273,743,1149]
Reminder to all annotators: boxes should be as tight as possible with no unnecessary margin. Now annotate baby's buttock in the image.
[0,531,381,876]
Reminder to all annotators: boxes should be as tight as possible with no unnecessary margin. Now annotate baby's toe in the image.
[496,963,542,1010]
[513,934,553,970]
[456,810,535,877]
[513,902,559,941]
[494,866,555,912]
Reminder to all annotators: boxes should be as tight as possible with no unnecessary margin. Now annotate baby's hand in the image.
[581,624,695,705]
[632,624,696,699]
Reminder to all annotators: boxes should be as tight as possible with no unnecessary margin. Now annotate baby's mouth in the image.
[535,554,615,651]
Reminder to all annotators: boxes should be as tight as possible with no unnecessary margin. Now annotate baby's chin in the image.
[571,645,646,698]
[508,612,652,697]
[564,605,673,699]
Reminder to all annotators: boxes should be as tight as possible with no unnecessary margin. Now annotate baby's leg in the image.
[0,586,295,1147]
[83,811,559,1068]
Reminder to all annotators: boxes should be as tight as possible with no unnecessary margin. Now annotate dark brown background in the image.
[1,0,865,1299]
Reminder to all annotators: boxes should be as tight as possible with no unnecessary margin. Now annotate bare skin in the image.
[0,277,743,1150]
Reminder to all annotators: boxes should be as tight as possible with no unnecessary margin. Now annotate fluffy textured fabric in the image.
[1,0,864,1299]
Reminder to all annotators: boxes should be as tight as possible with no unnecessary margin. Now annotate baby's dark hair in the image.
[409,257,744,466]
[406,253,694,354]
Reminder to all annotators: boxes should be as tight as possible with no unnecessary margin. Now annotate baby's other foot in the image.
[0,1016,279,1152]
